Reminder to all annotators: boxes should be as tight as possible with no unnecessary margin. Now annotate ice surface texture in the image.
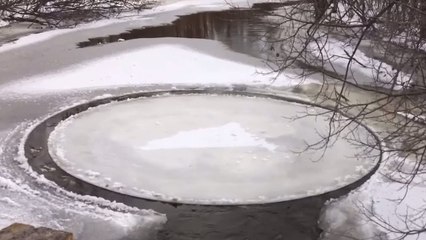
[49,94,379,204]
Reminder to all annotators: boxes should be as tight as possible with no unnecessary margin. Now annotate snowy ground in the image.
[0,40,315,95]
[320,155,426,240]
[308,38,413,89]
[0,0,425,239]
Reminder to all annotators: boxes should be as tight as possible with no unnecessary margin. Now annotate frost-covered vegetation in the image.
[267,0,426,239]
[0,0,153,26]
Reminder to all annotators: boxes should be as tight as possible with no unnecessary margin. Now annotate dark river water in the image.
[77,2,289,60]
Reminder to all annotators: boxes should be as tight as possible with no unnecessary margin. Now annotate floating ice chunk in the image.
[49,95,379,204]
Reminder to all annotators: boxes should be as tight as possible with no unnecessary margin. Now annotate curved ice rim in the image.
[25,88,383,206]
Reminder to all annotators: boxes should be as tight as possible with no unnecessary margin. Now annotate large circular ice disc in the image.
[49,94,378,204]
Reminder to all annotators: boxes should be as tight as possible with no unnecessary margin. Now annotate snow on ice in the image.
[48,94,378,204]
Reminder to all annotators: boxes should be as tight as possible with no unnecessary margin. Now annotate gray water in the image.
[77,3,287,60]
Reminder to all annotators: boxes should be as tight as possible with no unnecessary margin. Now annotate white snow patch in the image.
[332,3,362,26]
[320,155,426,240]
[0,20,8,28]
[156,0,276,12]
[140,122,277,151]
[309,38,412,89]
[0,43,318,94]
[397,111,426,123]
[0,28,71,53]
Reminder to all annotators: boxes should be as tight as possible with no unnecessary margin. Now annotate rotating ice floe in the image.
[24,88,382,240]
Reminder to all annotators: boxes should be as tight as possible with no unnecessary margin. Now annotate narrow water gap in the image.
[76,2,296,59]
